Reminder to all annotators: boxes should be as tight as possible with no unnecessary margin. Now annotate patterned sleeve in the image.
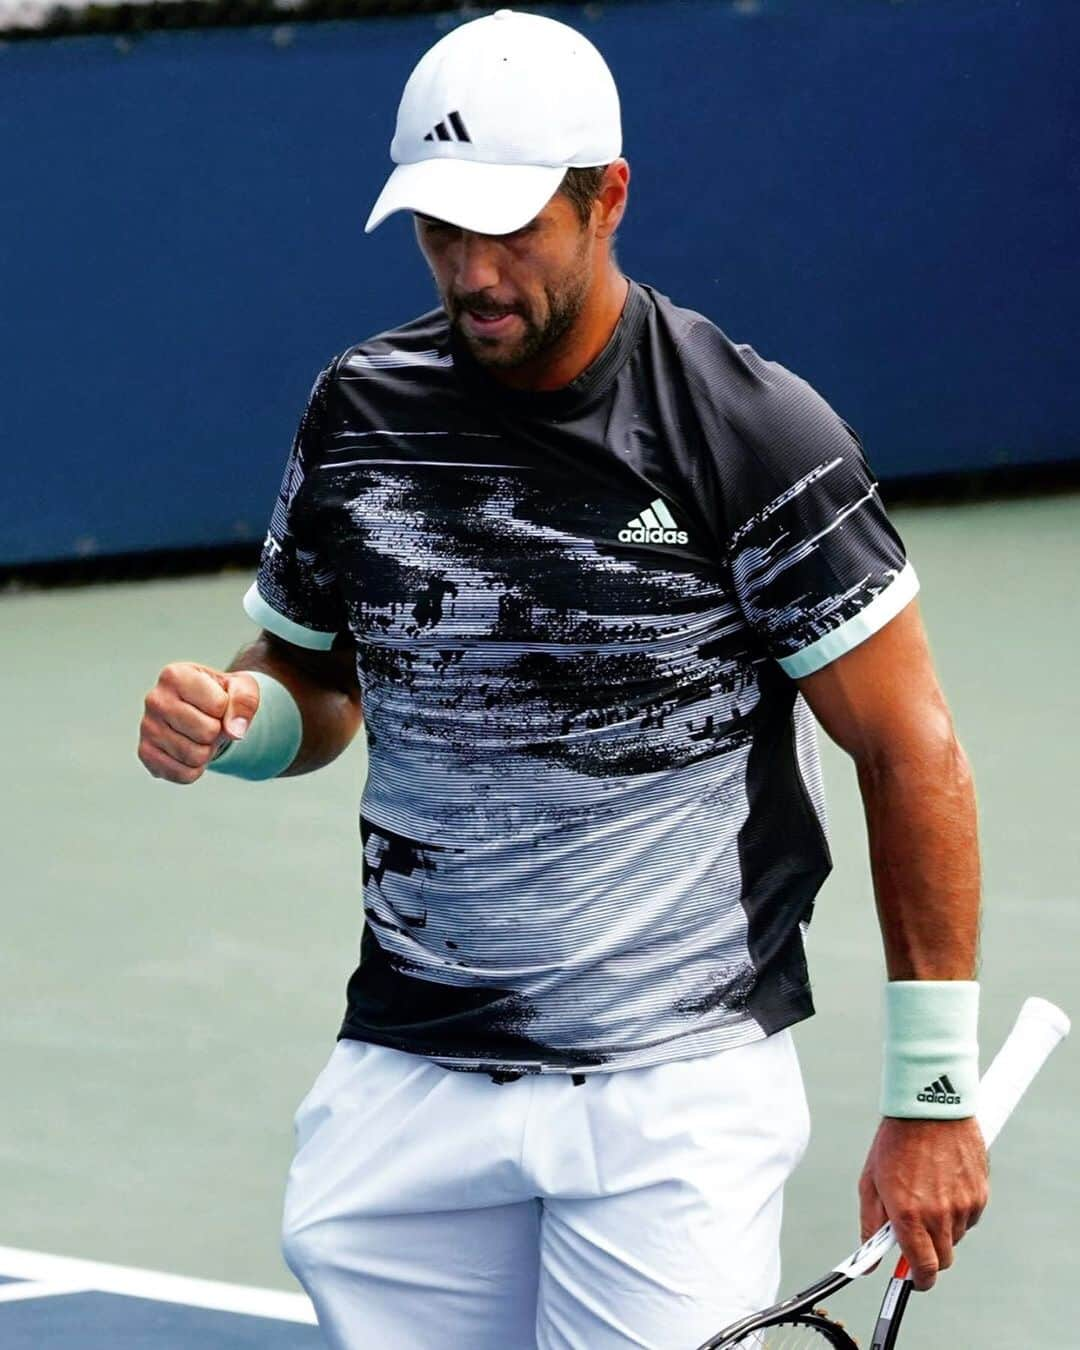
[699,337,918,678]
[242,360,346,650]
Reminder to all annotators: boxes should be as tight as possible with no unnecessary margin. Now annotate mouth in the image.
[459,307,522,339]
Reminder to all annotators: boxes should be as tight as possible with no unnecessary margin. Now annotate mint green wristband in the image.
[880,980,979,1119]
[206,671,303,781]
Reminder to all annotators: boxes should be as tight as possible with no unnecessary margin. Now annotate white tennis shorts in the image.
[281,1030,810,1349]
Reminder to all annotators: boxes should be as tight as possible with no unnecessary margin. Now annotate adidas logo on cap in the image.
[423,110,472,144]
[618,497,689,546]
[917,1073,961,1106]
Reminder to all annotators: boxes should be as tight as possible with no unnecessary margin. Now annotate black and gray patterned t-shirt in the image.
[243,279,916,1075]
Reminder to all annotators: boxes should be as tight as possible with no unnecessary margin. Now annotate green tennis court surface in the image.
[1,491,1075,1347]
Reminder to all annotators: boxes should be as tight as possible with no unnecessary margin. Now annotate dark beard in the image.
[445,255,592,371]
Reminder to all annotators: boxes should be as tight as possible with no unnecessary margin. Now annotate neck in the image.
[486,266,630,392]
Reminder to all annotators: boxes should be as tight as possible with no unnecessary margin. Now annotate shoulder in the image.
[330,305,453,386]
[637,283,766,388]
[301,305,456,443]
[313,306,456,427]
[641,283,863,480]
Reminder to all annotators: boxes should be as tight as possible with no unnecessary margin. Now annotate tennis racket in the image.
[695,996,1070,1349]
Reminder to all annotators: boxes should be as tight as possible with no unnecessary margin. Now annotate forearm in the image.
[856,723,980,981]
[225,632,362,777]
[797,606,989,1286]
[856,736,988,1290]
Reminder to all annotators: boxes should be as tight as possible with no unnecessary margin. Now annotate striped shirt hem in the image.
[338,1002,814,1076]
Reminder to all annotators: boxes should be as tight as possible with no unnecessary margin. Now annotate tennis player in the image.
[138,10,988,1347]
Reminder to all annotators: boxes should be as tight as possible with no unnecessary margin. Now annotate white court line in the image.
[0,1280,90,1304]
[0,1247,316,1324]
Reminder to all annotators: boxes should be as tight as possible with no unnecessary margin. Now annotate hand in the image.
[138,662,261,784]
[859,1116,988,1291]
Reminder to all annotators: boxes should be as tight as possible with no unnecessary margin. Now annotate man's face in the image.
[414,191,594,370]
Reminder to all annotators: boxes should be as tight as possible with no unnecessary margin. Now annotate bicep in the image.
[794,599,953,764]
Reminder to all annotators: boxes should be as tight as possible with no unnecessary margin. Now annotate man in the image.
[138,10,988,1348]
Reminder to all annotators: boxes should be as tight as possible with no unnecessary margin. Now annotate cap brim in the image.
[364,159,567,235]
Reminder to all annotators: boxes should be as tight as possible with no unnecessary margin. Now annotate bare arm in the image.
[797,599,980,983]
[795,598,988,1290]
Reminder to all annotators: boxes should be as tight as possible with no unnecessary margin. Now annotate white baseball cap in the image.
[364,8,621,236]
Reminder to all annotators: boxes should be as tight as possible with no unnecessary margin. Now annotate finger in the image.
[970,1172,990,1227]
[144,689,222,746]
[953,1198,985,1246]
[138,740,205,785]
[159,663,230,718]
[952,1170,990,1247]
[140,720,216,771]
[893,1222,939,1292]
[221,671,262,740]
[930,1216,956,1274]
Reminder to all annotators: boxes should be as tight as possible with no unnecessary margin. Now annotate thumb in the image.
[221,671,262,740]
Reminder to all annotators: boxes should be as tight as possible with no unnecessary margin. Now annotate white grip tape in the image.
[834,996,1070,1280]
[975,997,1070,1148]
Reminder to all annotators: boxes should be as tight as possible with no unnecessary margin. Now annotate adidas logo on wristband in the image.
[916,1073,962,1106]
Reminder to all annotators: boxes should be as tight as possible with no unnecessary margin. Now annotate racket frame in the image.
[868,1258,913,1350]
[695,1274,853,1348]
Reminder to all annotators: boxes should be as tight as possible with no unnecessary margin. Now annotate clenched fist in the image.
[138,662,261,784]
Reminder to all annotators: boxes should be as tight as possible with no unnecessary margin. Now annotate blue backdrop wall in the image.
[2,0,1076,564]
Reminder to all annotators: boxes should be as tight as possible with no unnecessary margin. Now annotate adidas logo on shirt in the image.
[619,497,689,545]
[917,1073,961,1106]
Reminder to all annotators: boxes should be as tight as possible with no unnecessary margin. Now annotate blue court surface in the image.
[0,1247,320,1348]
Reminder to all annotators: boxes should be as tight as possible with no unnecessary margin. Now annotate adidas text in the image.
[917,1073,961,1106]
[618,526,689,544]
[619,497,689,546]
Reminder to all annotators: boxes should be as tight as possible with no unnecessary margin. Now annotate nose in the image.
[453,231,503,295]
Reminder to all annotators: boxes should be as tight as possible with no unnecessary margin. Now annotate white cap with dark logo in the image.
[364,9,622,236]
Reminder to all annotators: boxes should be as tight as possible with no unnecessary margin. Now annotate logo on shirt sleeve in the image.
[618,497,689,545]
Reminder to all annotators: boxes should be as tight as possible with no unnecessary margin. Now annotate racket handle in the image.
[975,997,1070,1148]
[835,996,1069,1280]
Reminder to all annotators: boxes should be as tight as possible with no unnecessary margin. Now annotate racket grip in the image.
[975,997,1070,1148]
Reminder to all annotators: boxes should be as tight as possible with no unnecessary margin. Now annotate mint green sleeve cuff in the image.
[880,980,980,1119]
[242,583,338,651]
[206,672,303,781]
[778,562,919,678]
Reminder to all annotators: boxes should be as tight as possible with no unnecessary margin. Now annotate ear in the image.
[594,159,630,241]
